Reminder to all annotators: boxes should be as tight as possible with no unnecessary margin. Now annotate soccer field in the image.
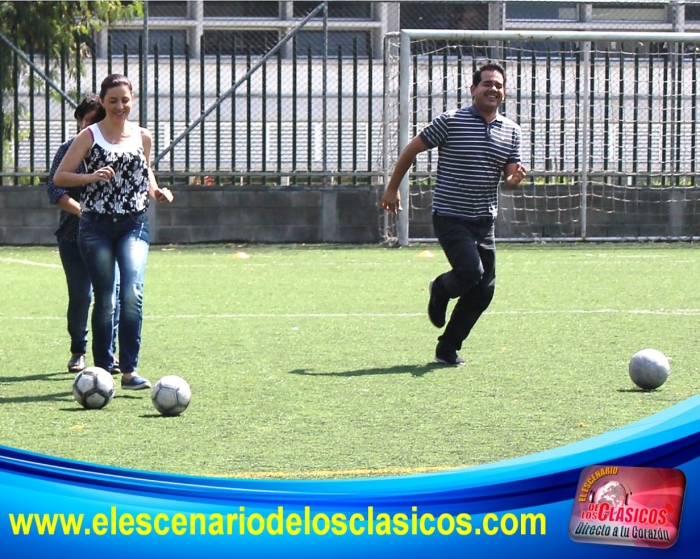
[1,243,699,478]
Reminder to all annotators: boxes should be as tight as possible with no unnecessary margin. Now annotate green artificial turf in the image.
[1,243,698,478]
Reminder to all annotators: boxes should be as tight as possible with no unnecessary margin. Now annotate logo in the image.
[569,465,686,548]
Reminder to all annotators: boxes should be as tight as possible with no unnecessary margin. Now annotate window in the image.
[400,2,489,30]
[148,30,189,56]
[294,31,371,57]
[293,2,372,19]
[149,1,188,18]
[203,1,279,18]
[401,3,489,56]
[202,30,280,56]
[592,3,667,22]
[506,2,578,21]
[109,30,188,56]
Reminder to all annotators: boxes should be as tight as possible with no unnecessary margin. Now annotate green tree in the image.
[0,1,141,85]
[0,1,141,181]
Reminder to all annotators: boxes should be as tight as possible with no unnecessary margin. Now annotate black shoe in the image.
[67,353,86,373]
[434,350,466,366]
[428,278,449,328]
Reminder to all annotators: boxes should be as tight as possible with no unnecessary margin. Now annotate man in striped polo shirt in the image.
[381,61,526,365]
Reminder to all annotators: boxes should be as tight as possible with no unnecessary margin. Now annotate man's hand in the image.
[506,163,527,188]
[380,189,402,214]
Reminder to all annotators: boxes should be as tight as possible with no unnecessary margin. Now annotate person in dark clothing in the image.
[381,62,526,365]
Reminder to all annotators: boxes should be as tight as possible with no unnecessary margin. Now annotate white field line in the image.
[4,256,697,270]
[0,258,60,269]
[3,308,700,321]
[147,258,700,268]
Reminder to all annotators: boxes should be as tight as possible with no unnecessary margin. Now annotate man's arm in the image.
[504,162,526,189]
[380,135,430,214]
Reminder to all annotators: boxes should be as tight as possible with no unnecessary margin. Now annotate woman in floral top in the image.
[54,74,173,391]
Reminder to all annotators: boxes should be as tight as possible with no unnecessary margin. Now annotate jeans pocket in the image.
[129,213,150,243]
[78,213,96,236]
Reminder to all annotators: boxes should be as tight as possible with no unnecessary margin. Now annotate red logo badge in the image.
[569,465,686,548]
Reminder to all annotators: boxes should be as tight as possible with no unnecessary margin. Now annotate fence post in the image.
[581,40,591,240]
[142,0,149,128]
[397,31,410,247]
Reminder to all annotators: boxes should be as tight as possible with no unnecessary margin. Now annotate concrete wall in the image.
[400,183,700,241]
[3,182,699,246]
[0,185,383,246]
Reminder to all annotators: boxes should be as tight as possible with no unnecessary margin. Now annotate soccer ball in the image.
[72,367,116,409]
[151,375,191,416]
[629,348,670,390]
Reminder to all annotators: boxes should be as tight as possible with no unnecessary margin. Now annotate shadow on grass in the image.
[60,406,105,412]
[0,391,72,404]
[617,387,664,393]
[0,371,72,383]
[56,393,147,411]
[289,362,450,378]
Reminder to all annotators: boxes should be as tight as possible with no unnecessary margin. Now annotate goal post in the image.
[382,30,700,245]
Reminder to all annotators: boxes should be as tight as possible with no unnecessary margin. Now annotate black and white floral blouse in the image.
[81,123,150,215]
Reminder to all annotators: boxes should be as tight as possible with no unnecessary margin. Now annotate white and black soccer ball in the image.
[151,375,192,416]
[629,348,670,390]
[72,366,116,409]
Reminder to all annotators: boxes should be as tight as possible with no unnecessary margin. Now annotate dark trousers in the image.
[432,213,496,352]
[58,239,92,355]
[58,239,120,358]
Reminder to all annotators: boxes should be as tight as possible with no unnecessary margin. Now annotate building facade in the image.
[103,1,700,60]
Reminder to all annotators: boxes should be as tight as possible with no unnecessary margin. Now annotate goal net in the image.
[382,30,700,244]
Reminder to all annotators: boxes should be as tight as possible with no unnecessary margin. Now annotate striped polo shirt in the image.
[419,105,522,219]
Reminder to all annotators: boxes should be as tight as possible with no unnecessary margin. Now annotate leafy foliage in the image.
[0,1,141,92]
[0,1,141,179]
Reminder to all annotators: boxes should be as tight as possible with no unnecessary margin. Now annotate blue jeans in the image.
[58,241,120,357]
[78,212,149,374]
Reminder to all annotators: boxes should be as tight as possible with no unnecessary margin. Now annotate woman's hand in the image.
[153,187,174,203]
[93,167,115,182]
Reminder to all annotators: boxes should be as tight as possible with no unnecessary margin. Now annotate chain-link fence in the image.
[3,0,700,199]
[384,28,700,244]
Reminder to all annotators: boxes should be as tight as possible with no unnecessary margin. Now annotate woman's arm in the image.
[54,128,113,187]
[57,194,82,217]
[142,127,174,203]
[47,143,71,204]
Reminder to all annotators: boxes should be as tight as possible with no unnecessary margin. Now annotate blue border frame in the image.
[2,396,699,557]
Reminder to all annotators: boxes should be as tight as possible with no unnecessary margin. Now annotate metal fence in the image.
[384,29,700,242]
[1,2,384,187]
[3,0,700,207]
[0,0,700,245]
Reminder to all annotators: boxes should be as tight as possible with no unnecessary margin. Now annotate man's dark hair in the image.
[73,94,105,122]
[472,61,507,87]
